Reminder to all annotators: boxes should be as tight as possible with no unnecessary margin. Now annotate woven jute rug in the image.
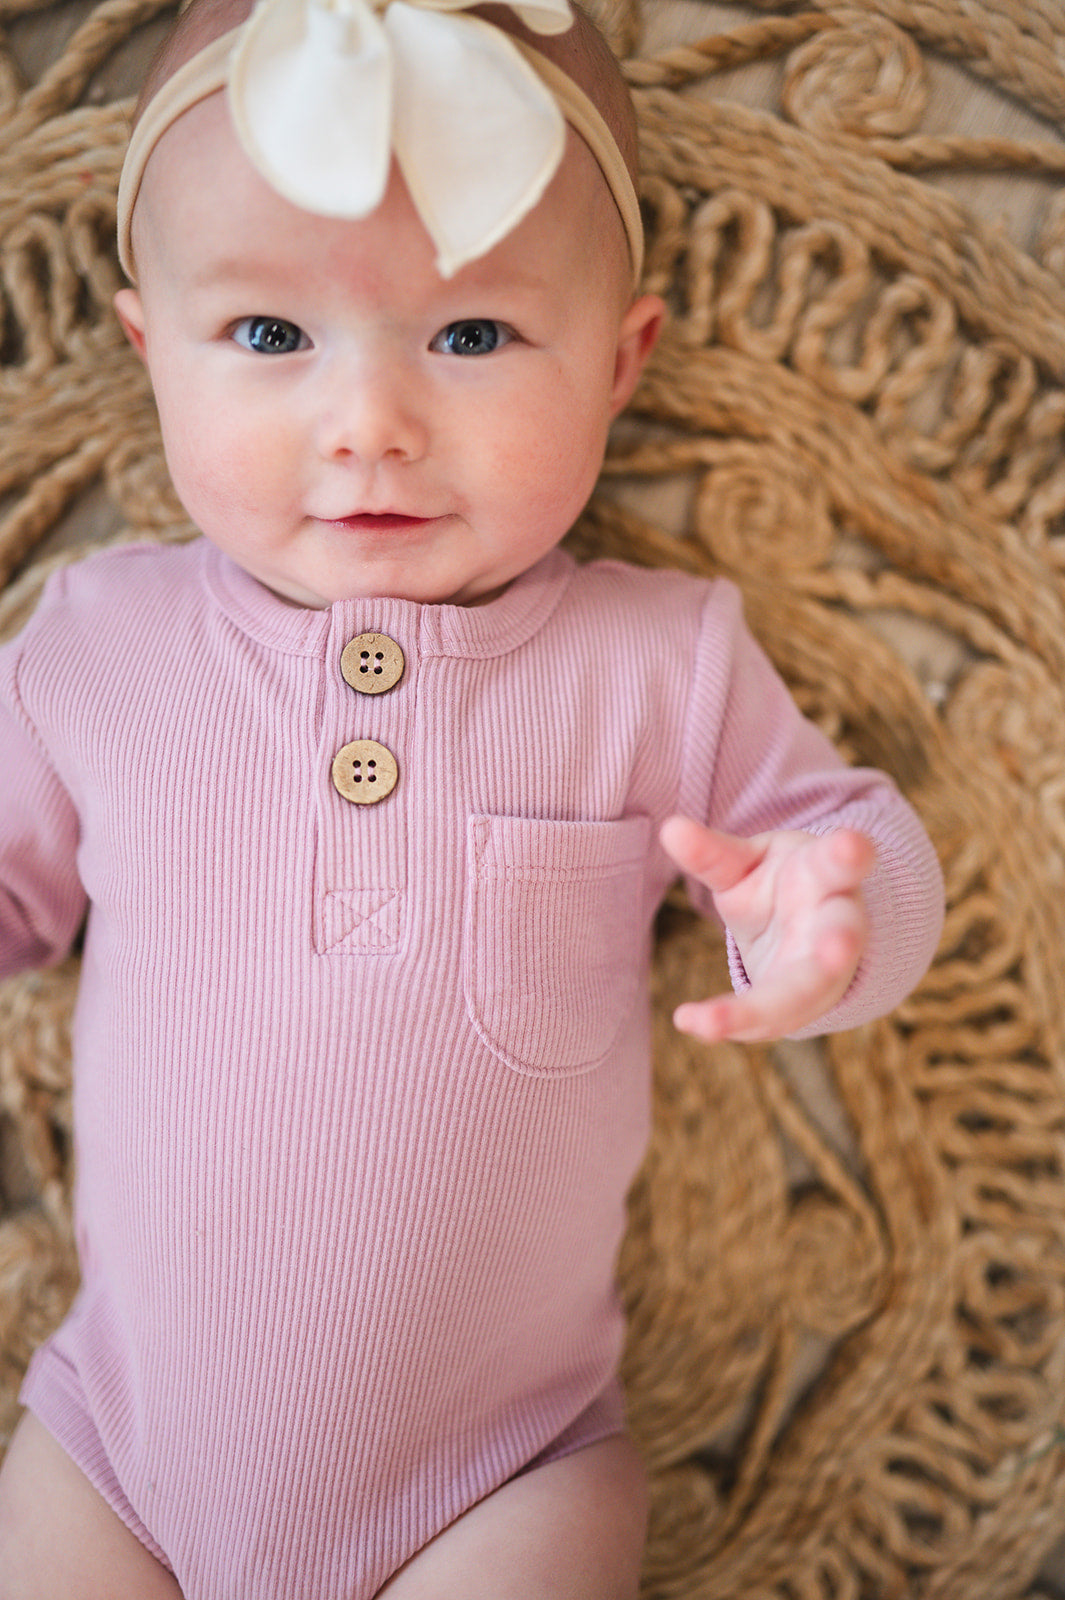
[3,1,1065,1594]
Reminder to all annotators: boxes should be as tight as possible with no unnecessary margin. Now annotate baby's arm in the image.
[0,626,85,981]
[667,581,945,1043]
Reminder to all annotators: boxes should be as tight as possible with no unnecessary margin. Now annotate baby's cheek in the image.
[497,401,605,512]
[529,435,609,530]
[166,440,229,524]
[169,418,267,521]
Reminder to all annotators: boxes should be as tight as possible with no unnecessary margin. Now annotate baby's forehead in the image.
[138,97,619,292]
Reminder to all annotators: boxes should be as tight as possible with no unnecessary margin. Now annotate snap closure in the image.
[341,633,405,695]
[331,740,399,804]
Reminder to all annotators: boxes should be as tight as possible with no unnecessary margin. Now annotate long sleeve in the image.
[0,599,86,980]
[676,580,944,1035]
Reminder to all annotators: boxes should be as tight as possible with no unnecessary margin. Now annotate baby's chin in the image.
[249,567,512,612]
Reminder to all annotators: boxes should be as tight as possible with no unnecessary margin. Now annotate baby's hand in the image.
[659,816,875,1043]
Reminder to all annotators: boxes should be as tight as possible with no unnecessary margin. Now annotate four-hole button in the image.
[341,633,405,695]
[332,739,399,805]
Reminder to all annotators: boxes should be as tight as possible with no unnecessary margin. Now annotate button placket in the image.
[317,621,412,955]
[332,632,405,806]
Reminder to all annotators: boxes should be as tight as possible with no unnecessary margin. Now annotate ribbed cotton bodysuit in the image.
[0,540,943,1598]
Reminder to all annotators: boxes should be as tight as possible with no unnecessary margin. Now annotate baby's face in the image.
[115,94,660,607]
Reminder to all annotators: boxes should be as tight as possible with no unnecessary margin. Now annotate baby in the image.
[0,0,945,1595]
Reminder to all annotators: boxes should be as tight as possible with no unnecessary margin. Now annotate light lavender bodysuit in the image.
[0,540,944,1597]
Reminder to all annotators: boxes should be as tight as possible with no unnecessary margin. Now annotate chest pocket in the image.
[463,813,651,1078]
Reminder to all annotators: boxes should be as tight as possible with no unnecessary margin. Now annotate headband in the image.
[116,0,644,284]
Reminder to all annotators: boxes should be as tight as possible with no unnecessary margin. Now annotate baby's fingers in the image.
[806,828,876,894]
[659,816,764,894]
[675,893,867,1043]
[674,961,828,1043]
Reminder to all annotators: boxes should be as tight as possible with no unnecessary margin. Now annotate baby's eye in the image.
[231,316,309,355]
[431,320,513,357]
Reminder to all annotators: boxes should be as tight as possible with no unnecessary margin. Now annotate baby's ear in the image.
[610,293,664,419]
[114,288,147,360]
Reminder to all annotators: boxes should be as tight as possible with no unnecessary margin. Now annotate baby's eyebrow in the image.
[186,257,275,292]
[431,273,555,315]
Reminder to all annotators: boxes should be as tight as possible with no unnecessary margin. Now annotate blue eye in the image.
[232,317,308,354]
[432,320,512,357]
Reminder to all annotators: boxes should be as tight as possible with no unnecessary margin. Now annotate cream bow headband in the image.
[117,0,644,283]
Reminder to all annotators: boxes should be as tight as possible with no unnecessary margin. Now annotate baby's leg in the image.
[377,1435,647,1599]
[0,1410,183,1600]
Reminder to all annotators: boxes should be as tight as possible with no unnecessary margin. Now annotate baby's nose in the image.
[315,355,428,465]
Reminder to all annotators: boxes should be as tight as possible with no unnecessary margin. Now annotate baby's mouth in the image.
[325,512,435,534]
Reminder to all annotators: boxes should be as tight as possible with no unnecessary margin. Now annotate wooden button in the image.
[341,633,405,695]
[331,740,399,805]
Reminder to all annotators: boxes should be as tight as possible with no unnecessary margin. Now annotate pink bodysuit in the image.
[0,540,943,1597]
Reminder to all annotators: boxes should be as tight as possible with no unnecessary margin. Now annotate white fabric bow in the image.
[228,0,574,276]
